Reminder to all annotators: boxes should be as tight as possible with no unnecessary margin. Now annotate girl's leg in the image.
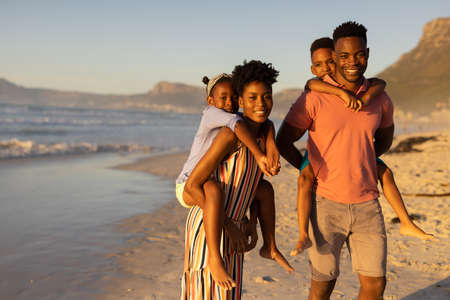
[255,179,294,273]
[292,165,314,256]
[184,179,236,290]
[378,163,434,240]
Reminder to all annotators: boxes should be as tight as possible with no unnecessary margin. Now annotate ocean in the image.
[0,103,202,299]
[0,103,201,159]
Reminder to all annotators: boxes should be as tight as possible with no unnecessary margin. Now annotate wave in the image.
[0,138,152,159]
[0,128,70,136]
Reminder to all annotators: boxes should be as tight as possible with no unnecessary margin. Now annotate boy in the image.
[292,37,433,256]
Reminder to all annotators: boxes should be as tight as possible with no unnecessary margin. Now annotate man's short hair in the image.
[310,37,334,56]
[333,21,367,44]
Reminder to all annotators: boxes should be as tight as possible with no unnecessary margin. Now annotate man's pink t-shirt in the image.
[285,75,394,204]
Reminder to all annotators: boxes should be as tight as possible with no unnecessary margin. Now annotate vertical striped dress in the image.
[181,144,262,300]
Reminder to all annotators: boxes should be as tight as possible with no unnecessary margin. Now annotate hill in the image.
[377,17,450,112]
[0,79,205,113]
[0,78,299,116]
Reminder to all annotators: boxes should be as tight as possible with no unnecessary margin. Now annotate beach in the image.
[98,130,450,300]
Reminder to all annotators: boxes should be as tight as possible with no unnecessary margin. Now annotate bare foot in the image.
[208,256,236,290]
[290,236,312,256]
[260,245,294,274]
[400,223,434,240]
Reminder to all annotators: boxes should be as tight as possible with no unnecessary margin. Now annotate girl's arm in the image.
[306,78,360,111]
[362,78,386,106]
[204,107,270,176]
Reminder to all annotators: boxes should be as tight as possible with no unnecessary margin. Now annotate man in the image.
[276,21,394,300]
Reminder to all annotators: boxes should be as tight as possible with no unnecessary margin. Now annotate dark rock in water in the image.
[391,213,426,224]
[388,136,437,153]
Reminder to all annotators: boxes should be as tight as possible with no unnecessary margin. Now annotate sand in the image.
[97,131,449,300]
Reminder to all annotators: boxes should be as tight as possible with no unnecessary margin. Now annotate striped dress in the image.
[181,144,262,300]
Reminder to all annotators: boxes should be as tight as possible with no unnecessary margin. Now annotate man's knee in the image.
[359,275,386,294]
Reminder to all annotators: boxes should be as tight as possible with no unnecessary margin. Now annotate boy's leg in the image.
[255,179,294,273]
[185,179,236,290]
[377,163,434,240]
[292,165,314,255]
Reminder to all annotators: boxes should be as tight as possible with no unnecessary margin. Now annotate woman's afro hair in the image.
[231,60,279,97]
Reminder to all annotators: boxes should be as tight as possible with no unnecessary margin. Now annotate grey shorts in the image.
[308,195,387,281]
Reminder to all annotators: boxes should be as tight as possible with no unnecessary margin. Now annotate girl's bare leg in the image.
[256,179,294,273]
[183,179,236,290]
[378,163,434,240]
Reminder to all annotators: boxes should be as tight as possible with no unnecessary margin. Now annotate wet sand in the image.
[99,131,450,300]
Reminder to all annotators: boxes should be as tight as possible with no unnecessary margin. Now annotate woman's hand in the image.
[266,141,281,176]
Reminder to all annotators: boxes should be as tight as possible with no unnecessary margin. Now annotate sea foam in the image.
[0,138,152,159]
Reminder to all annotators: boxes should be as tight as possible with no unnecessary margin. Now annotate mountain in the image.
[377,17,450,112]
[272,88,302,117]
[0,78,299,116]
[0,79,205,113]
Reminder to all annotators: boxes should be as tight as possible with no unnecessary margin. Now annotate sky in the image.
[1,0,449,94]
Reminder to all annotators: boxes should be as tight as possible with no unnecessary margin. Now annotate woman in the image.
[181,60,280,300]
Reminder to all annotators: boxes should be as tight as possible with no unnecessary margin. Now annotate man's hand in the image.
[290,234,312,256]
[243,219,258,252]
[224,218,248,253]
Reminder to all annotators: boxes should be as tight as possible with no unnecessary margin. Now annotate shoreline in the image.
[103,131,449,299]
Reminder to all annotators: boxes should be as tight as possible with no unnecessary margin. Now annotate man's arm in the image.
[374,124,394,157]
[276,121,307,169]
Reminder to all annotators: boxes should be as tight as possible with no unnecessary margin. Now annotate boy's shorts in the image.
[376,157,387,166]
[175,182,193,208]
[300,150,311,172]
[308,194,387,281]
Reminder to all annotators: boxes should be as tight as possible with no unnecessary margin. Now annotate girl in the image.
[181,60,280,299]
